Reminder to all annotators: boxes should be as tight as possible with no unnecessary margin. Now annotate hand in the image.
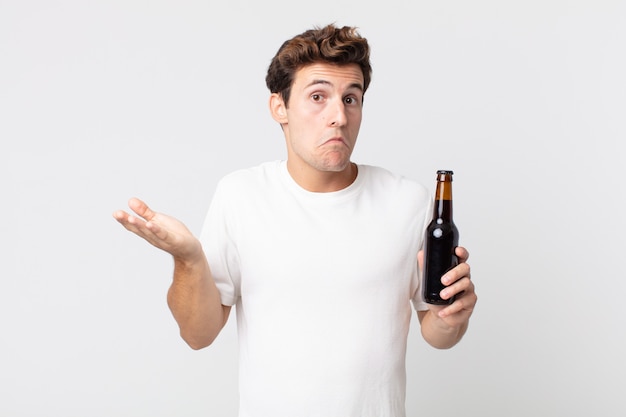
[418,246,477,329]
[113,197,202,262]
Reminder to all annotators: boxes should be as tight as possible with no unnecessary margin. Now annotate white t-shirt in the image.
[201,160,432,417]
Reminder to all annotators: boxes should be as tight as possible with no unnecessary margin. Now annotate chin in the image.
[321,153,352,171]
[323,161,352,173]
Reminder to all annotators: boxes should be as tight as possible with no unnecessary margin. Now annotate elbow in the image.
[172,304,231,350]
[181,331,218,350]
[421,321,468,350]
[186,340,211,350]
[426,339,460,350]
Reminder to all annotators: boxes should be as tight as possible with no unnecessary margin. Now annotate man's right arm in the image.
[113,197,230,349]
[168,252,231,349]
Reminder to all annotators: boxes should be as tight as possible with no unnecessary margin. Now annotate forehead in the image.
[293,63,364,90]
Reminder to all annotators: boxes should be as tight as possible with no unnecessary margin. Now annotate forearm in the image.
[167,254,228,350]
[419,310,468,349]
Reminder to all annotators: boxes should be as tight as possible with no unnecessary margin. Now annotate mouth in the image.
[322,136,347,146]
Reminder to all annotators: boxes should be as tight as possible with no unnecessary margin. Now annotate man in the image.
[114,24,477,417]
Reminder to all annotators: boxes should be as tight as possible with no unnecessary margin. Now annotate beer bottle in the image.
[422,170,459,305]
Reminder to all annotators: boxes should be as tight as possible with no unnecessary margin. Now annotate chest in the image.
[233,194,421,300]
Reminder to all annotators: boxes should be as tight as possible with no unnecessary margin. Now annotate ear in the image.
[269,93,288,124]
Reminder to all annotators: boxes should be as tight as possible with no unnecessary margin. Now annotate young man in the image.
[114,24,477,417]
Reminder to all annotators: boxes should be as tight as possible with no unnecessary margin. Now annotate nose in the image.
[328,100,348,127]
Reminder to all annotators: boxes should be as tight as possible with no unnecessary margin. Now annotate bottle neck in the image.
[433,175,453,220]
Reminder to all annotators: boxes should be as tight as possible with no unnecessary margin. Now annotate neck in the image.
[287,161,358,192]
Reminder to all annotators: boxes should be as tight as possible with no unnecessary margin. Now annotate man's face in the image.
[273,63,364,180]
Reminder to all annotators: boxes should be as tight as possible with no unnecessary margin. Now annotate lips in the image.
[322,137,346,146]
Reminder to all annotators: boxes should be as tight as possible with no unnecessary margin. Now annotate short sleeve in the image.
[199,179,241,306]
[411,193,433,312]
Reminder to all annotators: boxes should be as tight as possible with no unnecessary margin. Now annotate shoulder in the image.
[210,161,286,211]
[359,164,430,199]
[216,161,281,191]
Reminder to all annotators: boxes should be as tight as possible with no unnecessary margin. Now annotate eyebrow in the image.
[306,79,364,92]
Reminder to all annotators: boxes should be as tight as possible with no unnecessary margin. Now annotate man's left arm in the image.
[417,247,477,349]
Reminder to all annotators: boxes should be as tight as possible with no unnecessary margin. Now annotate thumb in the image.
[128,197,157,222]
[417,249,424,270]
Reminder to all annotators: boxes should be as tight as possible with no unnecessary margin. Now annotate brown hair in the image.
[265,24,372,107]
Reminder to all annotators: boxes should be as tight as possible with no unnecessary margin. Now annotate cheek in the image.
[348,107,363,121]
[348,112,363,132]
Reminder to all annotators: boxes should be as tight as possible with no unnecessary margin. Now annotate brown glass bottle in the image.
[422,170,459,305]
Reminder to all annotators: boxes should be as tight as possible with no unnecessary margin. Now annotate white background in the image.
[1,1,625,416]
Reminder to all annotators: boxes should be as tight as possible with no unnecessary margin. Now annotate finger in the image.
[128,197,157,222]
[439,288,477,318]
[143,219,165,238]
[455,246,469,263]
[441,275,473,300]
[441,262,471,286]
[116,212,148,235]
[113,208,153,235]
[438,298,468,318]
[112,210,145,231]
[112,209,129,222]
[120,215,170,248]
[417,250,424,269]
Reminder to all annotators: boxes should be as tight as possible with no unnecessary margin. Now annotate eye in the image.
[311,94,324,102]
[344,96,360,106]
